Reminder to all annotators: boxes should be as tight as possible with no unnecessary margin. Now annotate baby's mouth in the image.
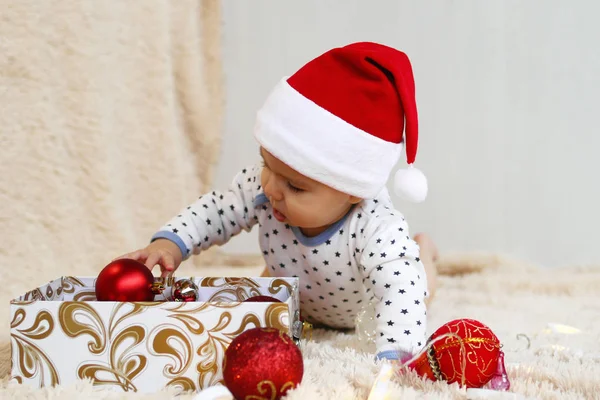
[273,207,286,222]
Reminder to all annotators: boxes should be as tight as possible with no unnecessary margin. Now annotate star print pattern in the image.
[152,164,428,356]
[152,165,262,257]
[358,212,428,354]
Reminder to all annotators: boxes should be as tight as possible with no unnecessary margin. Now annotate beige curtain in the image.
[0,0,257,333]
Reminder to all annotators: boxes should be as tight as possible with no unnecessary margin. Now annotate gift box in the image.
[9,275,300,393]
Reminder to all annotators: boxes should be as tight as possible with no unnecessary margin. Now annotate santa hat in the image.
[254,41,427,202]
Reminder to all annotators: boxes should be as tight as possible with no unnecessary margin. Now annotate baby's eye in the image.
[287,182,303,193]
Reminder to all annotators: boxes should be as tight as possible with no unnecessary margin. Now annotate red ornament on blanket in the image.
[223,327,304,400]
[95,259,155,302]
[408,318,509,389]
[243,295,282,303]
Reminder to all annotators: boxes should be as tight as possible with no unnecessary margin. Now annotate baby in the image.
[118,42,438,362]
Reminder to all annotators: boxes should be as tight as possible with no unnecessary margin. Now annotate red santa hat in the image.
[254,41,428,202]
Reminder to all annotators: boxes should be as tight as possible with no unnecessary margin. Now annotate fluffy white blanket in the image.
[1,254,598,399]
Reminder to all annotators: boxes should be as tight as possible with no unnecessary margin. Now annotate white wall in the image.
[213,0,600,268]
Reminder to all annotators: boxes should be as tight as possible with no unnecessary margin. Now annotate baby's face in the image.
[260,148,361,237]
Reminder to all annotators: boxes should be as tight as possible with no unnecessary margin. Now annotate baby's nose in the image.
[270,190,284,202]
[264,180,283,202]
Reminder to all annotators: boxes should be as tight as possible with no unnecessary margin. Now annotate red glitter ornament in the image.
[223,327,303,400]
[243,295,282,303]
[95,259,155,302]
[408,319,504,388]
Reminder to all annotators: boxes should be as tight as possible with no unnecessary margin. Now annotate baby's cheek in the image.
[287,202,309,226]
[301,203,325,227]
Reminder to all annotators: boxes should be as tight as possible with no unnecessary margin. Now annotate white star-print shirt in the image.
[152,164,428,358]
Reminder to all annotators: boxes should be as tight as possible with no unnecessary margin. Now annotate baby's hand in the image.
[114,239,183,278]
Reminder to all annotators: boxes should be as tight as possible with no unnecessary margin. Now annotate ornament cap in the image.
[393,164,428,203]
[487,350,511,391]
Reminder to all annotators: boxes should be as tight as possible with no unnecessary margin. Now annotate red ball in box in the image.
[243,295,281,303]
[408,318,501,388]
[95,259,155,302]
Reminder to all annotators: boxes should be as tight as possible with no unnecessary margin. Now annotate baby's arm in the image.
[358,216,428,361]
[151,164,263,260]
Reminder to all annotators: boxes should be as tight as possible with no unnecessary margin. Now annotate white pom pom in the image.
[393,165,428,203]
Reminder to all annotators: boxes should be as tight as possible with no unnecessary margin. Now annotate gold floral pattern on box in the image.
[10,308,59,387]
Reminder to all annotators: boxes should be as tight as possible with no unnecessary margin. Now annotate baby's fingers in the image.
[144,252,162,271]
[113,249,148,263]
[159,255,176,278]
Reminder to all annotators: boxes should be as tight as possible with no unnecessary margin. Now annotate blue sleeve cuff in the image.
[375,350,412,362]
[151,231,188,260]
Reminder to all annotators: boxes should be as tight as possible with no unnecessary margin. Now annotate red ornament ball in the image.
[409,318,501,388]
[95,259,155,302]
[223,327,303,400]
[243,295,282,303]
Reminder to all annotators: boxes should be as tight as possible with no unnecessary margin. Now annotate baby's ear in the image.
[349,196,363,205]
